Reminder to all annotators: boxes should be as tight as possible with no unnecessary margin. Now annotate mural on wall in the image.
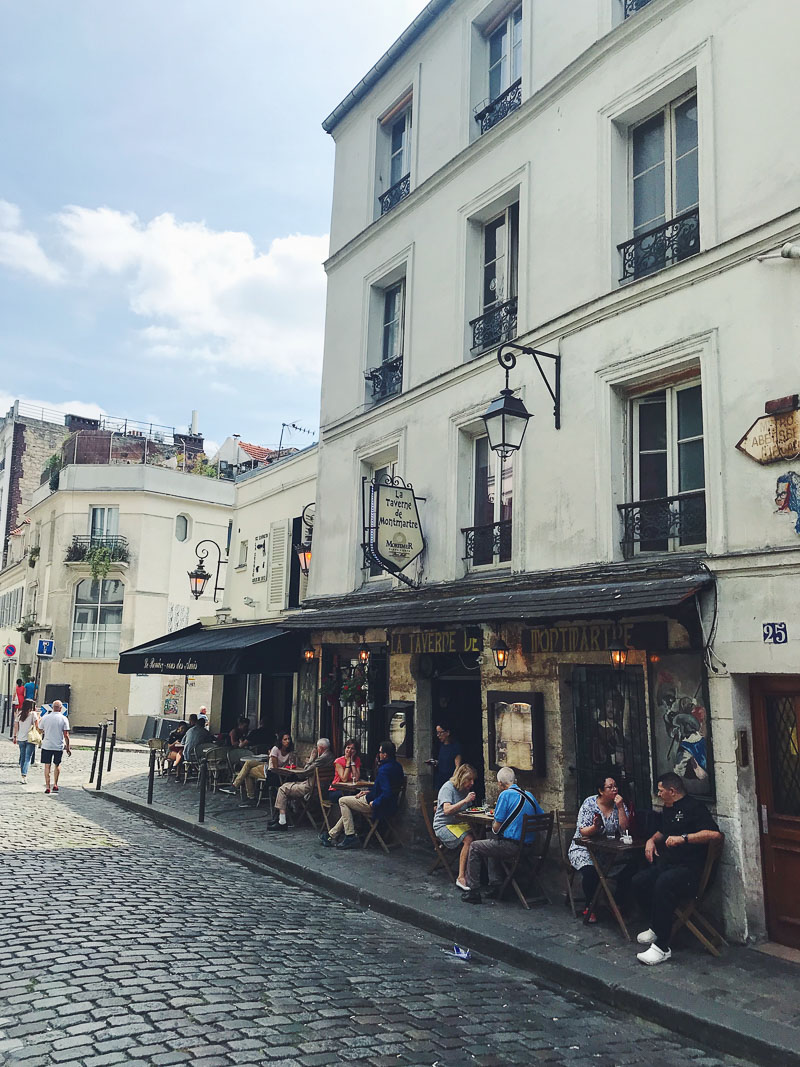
[775,471,800,534]
[162,681,181,717]
[649,653,714,799]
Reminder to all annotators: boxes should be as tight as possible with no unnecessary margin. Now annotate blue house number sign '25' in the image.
[763,623,788,644]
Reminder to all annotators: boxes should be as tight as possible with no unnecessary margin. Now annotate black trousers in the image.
[632,862,699,950]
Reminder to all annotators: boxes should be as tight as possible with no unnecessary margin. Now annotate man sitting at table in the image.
[267,737,334,831]
[320,740,405,850]
[461,767,543,904]
[633,771,722,966]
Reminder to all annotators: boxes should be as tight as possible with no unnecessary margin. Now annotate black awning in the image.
[118,623,301,675]
[279,569,711,631]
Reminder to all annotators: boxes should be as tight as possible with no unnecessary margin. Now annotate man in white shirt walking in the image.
[39,700,71,794]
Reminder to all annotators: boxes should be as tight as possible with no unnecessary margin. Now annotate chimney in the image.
[190,410,199,435]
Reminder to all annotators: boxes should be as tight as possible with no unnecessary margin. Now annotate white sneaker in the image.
[636,928,657,945]
[20,777,27,785]
[455,878,469,891]
[637,944,672,966]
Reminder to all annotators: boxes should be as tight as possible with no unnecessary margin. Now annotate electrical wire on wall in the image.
[696,562,726,674]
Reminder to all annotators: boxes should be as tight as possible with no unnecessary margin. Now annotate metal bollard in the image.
[88,723,103,784]
[147,747,156,805]
[107,707,117,772]
[198,758,209,823]
[95,722,108,791]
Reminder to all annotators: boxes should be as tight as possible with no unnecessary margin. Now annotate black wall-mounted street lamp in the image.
[293,502,315,578]
[608,639,628,672]
[358,639,371,666]
[492,637,510,674]
[482,343,561,459]
[302,643,316,663]
[188,539,227,603]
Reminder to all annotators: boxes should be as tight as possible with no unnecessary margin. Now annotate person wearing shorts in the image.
[39,700,71,794]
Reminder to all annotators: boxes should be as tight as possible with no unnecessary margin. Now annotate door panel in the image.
[751,678,800,949]
[571,666,652,819]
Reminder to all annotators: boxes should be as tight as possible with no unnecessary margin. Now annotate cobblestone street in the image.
[0,742,749,1067]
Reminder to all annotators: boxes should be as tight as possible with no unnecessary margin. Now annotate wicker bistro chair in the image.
[670,835,727,956]
[363,779,407,853]
[420,791,457,879]
[554,810,579,917]
[497,811,555,910]
[294,767,336,830]
[202,746,233,793]
[146,737,169,777]
[315,768,337,834]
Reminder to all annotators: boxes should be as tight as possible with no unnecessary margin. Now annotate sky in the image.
[0,0,428,454]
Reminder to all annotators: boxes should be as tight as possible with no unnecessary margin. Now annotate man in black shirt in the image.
[633,771,722,965]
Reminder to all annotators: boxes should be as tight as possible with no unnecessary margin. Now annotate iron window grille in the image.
[364,355,403,401]
[470,297,518,353]
[462,520,512,567]
[474,78,522,135]
[618,208,700,281]
[617,490,706,559]
[378,173,411,216]
[624,0,654,16]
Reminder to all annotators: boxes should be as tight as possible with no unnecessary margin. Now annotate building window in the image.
[624,0,654,17]
[475,6,522,134]
[619,382,706,557]
[365,282,405,403]
[377,102,412,215]
[619,93,699,281]
[70,578,124,659]
[463,436,512,566]
[470,203,519,354]
[175,515,189,542]
[238,539,248,568]
[89,506,119,540]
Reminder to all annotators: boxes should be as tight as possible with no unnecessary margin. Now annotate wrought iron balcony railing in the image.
[474,78,522,135]
[65,534,130,564]
[618,208,700,282]
[617,490,706,559]
[624,0,654,16]
[364,355,403,402]
[378,173,411,216]
[470,297,518,354]
[462,520,512,567]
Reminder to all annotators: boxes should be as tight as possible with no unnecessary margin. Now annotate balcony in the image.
[462,520,512,567]
[474,78,522,135]
[65,535,130,565]
[624,0,654,16]
[470,297,517,354]
[364,355,403,403]
[618,208,700,282]
[378,173,411,216]
[617,490,706,559]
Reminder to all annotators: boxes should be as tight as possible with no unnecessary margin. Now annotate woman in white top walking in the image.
[12,698,39,784]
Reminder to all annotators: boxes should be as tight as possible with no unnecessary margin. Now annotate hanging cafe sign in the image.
[363,475,425,586]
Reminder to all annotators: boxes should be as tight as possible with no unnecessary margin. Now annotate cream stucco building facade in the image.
[290,0,800,948]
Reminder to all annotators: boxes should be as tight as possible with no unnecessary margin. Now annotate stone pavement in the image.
[0,741,751,1067]
[70,749,800,1067]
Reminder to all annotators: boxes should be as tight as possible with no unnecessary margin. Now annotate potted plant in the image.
[320,673,341,706]
[28,545,40,568]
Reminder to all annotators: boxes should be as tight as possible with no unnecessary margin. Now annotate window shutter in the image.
[267,520,289,612]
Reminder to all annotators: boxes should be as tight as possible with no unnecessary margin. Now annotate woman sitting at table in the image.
[231,729,295,803]
[568,775,631,922]
[328,738,362,804]
[433,763,479,891]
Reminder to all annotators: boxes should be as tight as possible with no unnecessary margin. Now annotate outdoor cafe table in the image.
[462,809,496,835]
[329,780,372,794]
[584,836,646,941]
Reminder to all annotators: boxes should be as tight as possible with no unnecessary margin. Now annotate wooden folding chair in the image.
[363,779,407,853]
[296,768,335,830]
[671,835,727,956]
[554,810,579,917]
[498,811,554,909]
[315,768,336,833]
[420,791,457,879]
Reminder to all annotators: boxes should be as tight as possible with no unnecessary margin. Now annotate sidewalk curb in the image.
[86,784,799,1067]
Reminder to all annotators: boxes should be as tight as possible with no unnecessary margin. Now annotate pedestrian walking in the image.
[12,698,40,785]
[39,699,71,794]
[14,678,25,712]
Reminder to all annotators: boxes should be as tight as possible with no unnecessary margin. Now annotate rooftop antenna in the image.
[277,421,314,458]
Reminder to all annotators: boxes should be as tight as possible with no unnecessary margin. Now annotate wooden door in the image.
[751,677,800,949]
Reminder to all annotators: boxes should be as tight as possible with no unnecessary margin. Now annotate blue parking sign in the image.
[37,639,55,658]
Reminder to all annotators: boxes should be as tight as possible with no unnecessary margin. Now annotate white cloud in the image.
[57,206,328,376]
[0,391,107,423]
[0,199,63,284]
